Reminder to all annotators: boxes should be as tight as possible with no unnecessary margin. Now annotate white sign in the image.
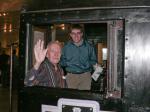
[41,104,58,112]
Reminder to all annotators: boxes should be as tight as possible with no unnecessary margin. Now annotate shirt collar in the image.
[70,39,86,47]
[45,58,58,69]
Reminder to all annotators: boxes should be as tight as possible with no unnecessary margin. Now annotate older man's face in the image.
[47,44,61,65]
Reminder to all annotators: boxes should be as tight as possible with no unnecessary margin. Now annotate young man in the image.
[24,40,66,88]
[61,24,97,90]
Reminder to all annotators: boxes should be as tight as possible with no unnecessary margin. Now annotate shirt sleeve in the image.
[89,46,97,66]
[24,68,39,86]
[24,63,46,86]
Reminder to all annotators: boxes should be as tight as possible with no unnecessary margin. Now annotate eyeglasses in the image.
[70,32,82,36]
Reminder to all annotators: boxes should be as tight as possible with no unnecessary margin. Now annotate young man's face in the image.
[70,28,83,43]
[46,44,61,65]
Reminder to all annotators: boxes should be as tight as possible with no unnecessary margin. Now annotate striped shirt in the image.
[24,58,66,88]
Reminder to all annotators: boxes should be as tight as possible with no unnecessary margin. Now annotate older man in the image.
[24,40,66,88]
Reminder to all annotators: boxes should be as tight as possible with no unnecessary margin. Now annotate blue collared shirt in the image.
[60,40,97,74]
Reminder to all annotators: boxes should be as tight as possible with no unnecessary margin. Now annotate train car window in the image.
[25,20,124,98]
[32,26,47,65]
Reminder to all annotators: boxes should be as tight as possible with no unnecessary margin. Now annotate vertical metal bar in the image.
[51,25,56,41]
[25,24,30,75]
[9,45,13,112]
[107,21,113,91]
[113,25,118,90]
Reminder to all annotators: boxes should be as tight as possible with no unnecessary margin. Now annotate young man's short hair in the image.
[70,24,83,33]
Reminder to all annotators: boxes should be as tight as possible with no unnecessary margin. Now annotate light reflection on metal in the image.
[2,23,13,32]
[52,24,65,30]
[0,12,8,17]
[3,13,6,16]
[50,25,54,30]
[4,29,7,33]
[60,24,65,30]
[3,23,7,32]
[9,29,12,32]
[61,26,65,30]
[9,24,12,32]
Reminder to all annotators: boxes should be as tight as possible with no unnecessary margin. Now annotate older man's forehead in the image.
[48,43,61,50]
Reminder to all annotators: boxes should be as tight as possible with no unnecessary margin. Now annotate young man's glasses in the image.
[70,32,82,36]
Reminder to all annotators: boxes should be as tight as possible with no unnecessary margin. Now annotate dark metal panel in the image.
[19,15,28,88]
[24,0,150,11]
[21,8,150,24]
[19,87,123,112]
[125,20,150,111]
